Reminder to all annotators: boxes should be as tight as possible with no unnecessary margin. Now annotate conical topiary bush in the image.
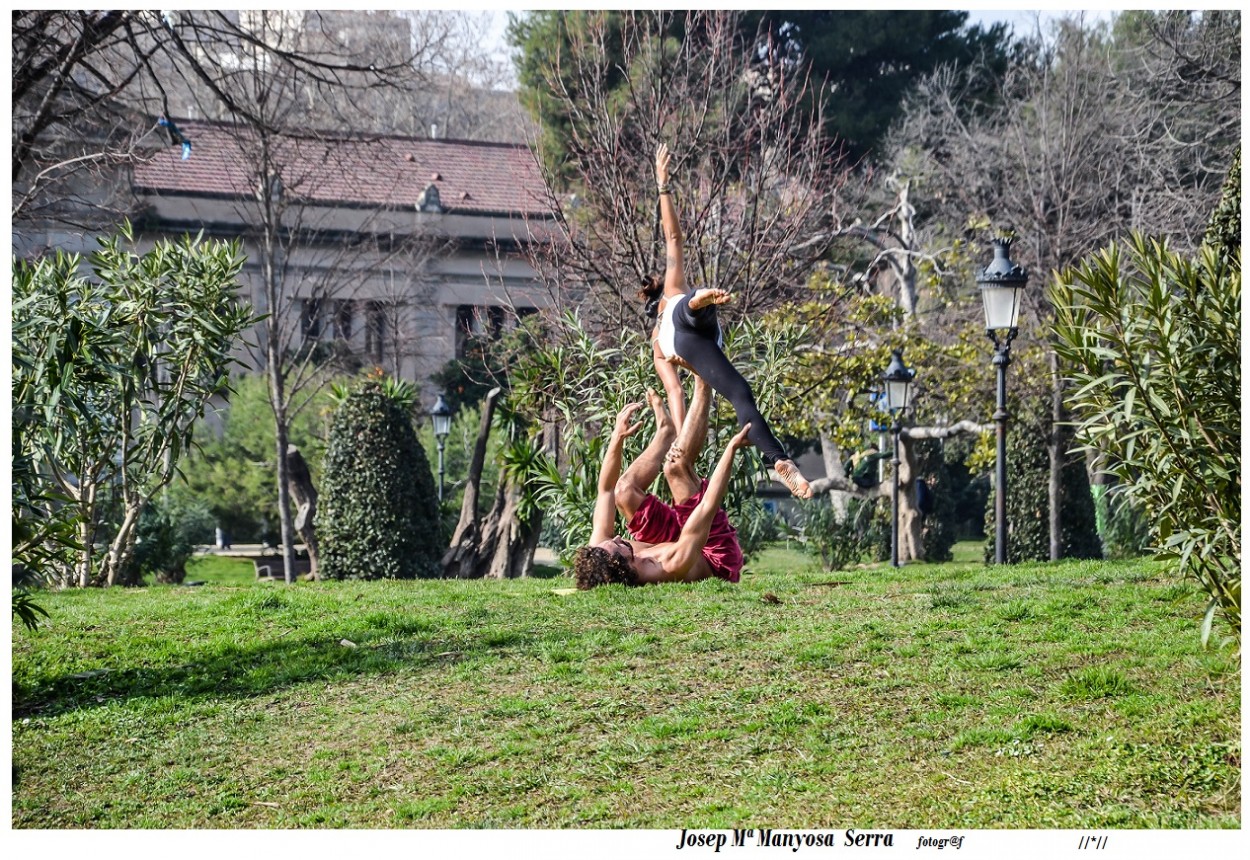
[316,376,442,579]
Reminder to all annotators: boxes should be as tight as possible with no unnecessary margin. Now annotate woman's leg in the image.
[651,335,686,434]
[673,302,812,498]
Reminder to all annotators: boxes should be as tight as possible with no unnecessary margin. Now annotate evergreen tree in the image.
[317,375,442,580]
[741,10,1011,161]
[1204,147,1241,266]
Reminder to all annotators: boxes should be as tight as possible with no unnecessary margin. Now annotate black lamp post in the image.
[882,350,915,568]
[977,237,1029,564]
[429,393,453,501]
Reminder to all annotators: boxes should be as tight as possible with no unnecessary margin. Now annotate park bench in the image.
[249,553,313,580]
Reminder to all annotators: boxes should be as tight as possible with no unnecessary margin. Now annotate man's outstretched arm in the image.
[589,402,644,545]
[668,423,752,573]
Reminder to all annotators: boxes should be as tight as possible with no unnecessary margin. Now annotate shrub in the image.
[316,376,442,580]
[1093,485,1151,560]
[731,498,785,563]
[800,497,873,571]
[1052,233,1240,641]
[983,391,1100,563]
[12,226,252,586]
[128,496,216,584]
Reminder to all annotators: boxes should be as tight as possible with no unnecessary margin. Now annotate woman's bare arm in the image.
[656,143,686,299]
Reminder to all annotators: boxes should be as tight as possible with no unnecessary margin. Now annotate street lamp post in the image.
[429,393,453,502]
[977,237,1029,564]
[882,350,915,568]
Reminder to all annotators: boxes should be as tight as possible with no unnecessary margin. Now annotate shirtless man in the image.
[570,375,749,588]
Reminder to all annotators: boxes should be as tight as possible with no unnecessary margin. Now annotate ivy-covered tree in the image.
[1204,147,1241,265]
[316,374,442,580]
[983,389,1100,564]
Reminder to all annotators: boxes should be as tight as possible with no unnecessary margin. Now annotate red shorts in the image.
[625,479,743,583]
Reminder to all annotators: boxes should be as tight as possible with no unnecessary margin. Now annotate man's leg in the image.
[664,375,712,505]
[614,389,675,520]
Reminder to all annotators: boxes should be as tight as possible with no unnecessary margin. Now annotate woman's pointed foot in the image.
[773,459,812,499]
[689,288,733,310]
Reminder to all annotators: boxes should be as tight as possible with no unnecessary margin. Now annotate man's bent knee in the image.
[614,479,646,515]
[663,458,697,490]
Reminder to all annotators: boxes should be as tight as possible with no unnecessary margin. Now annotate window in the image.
[332,300,354,342]
[455,304,523,358]
[299,298,322,339]
[364,301,385,362]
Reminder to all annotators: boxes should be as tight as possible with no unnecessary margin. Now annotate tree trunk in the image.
[898,422,987,563]
[441,386,542,579]
[258,146,297,586]
[287,444,319,579]
[272,390,297,584]
[441,387,500,578]
[1048,349,1063,561]
[74,477,98,588]
[819,431,853,521]
[484,479,542,579]
[889,180,919,318]
[104,500,144,586]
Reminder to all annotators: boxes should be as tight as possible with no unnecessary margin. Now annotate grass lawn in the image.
[11,545,1240,829]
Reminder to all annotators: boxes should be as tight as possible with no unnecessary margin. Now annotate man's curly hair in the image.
[571,546,638,589]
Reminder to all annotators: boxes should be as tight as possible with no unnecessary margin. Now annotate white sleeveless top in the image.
[656,293,722,360]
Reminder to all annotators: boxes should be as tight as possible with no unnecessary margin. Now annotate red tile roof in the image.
[132,120,553,218]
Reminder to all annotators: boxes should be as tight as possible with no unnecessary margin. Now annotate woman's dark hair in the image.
[639,274,663,320]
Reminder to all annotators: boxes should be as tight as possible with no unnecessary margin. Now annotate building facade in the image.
[13,118,556,389]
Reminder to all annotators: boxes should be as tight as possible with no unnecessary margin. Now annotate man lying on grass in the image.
[572,375,749,588]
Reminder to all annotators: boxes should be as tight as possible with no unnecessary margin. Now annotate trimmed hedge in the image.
[1203,147,1240,266]
[317,378,442,580]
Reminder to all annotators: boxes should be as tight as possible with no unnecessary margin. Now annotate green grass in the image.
[11,547,1240,829]
[181,555,255,586]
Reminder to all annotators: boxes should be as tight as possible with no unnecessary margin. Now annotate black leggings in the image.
[672,296,791,466]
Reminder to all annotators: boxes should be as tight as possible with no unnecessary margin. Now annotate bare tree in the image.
[888,11,1237,559]
[11,11,521,229]
[518,10,851,335]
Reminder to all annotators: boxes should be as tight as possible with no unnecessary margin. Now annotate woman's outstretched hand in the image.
[655,143,671,188]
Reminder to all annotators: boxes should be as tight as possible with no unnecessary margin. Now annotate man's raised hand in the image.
[613,401,646,439]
